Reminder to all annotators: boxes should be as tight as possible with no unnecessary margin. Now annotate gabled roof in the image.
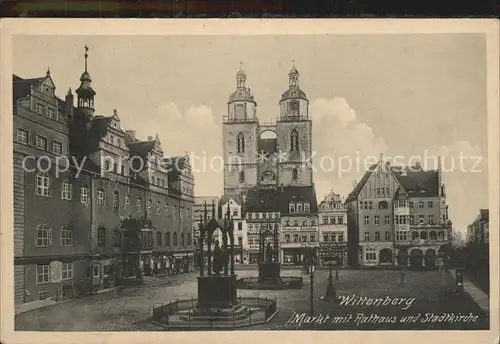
[128,140,156,159]
[393,186,409,200]
[220,194,243,206]
[243,185,318,214]
[345,163,378,202]
[13,74,45,103]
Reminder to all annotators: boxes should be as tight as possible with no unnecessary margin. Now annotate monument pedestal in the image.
[258,262,281,280]
[197,275,237,309]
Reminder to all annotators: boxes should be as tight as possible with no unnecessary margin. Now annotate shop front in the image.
[319,242,347,267]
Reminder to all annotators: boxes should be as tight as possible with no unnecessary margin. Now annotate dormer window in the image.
[289,203,295,213]
[297,203,303,212]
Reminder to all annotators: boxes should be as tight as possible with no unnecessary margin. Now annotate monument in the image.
[196,201,237,309]
[258,218,281,281]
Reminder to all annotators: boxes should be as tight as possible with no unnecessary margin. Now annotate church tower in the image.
[75,45,96,118]
[223,63,259,196]
[276,63,313,187]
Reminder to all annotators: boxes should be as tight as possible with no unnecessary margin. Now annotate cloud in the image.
[310,97,388,201]
[126,102,223,197]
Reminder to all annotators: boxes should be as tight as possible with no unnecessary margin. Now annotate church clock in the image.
[288,100,299,115]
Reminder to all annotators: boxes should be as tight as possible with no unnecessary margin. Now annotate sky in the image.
[13,34,489,235]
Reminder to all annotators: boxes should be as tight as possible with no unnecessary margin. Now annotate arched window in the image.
[239,170,245,183]
[290,129,299,152]
[187,233,192,246]
[429,231,437,240]
[113,191,119,213]
[165,232,170,246]
[292,168,298,181]
[412,231,419,240]
[180,233,185,246]
[237,132,245,153]
[379,201,388,210]
[420,231,428,240]
[173,232,178,246]
[36,173,50,197]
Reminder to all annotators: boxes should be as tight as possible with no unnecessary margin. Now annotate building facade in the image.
[467,209,489,244]
[318,191,348,267]
[223,64,319,264]
[13,48,195,306]
[219,195,248,263]
[345,157,453,268]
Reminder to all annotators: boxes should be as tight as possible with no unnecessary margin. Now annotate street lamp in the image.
[306,253,316,318]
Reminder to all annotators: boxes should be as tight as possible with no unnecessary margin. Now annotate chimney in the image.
[126,130,136,139]
[148,136,153,141]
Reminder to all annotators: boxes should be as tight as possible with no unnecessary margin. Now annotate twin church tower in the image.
[223,63,314,196]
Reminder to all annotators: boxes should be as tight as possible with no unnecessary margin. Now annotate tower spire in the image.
[84,45,89,72]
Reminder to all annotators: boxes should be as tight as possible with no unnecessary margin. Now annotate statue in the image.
[265,242,274,262]
[213,240,223,274]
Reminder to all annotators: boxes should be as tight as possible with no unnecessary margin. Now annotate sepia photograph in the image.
[0,19,498,343]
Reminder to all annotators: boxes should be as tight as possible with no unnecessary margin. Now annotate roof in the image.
[243,185,318,214]
[393,186,409,200]
[391,167,439,197]
[345,162,441,202]
[220,194,243,206]
[228,87,256,103]
[13,74,45,103]
[128,140,156,159]
[280,86,308,101]
[258,138,277,154]
[345,163,378,202]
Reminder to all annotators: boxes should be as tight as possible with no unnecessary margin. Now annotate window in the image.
[238,222,243,230]
[418,202,424,208]
[36,265,50,284]
[233,210,238,217]
[60,225,73,246]
[368,201,373,209]
[156,232,162,246]
[293,220,299,227]
[338,233,344,242]
[173,205,176,215]
[16,128,28,144]
[292,168,298,181]
[364,216,369,225]
[36,102,45,115]
[36,224,51,247]
[237,132,245,153]
[330,217,336,224]
[310,220,316,226]
[322,217,328,224]
[364,232,370,242]
[156,202,161,215]
[285,234,291,242]
[428,201,433,208]
[173,232,178,246]
[36,135,48,150]
[93,265,100,277]
[52,141,62,155]
[385,215,390,225]
[365,249,377,262]
[238,237,243,246]
[310,234,315,242]
[165,232,171,246]
[97,189,105,206]
[293,234,298,242]
[125,195,130,207]
[239,170,245,183]
[38,290,49,300]
[375,232,380,241]
[385,231,390,241]
[409,201,414,208]
[290,129,299,151]
[289,203,295,213]
[323,234,329,242]
[61,180,72,200]
[378,201,388,210]
[165,204,169,215]
[429,231,437,240]
[428,215,435,225]
[180,233,185,246]
[36,173,50,197]
[338,217,344,224]
[147,199,152,212]
[137,198,142,212]
[302,235,307,242]
[374,216,380,225]
[80,186,88,204]
[62,263,73,280]
[97,226,106,246]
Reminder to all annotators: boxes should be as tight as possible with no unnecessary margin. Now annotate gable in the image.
[359,161,402,199]
[41,76,56,89]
